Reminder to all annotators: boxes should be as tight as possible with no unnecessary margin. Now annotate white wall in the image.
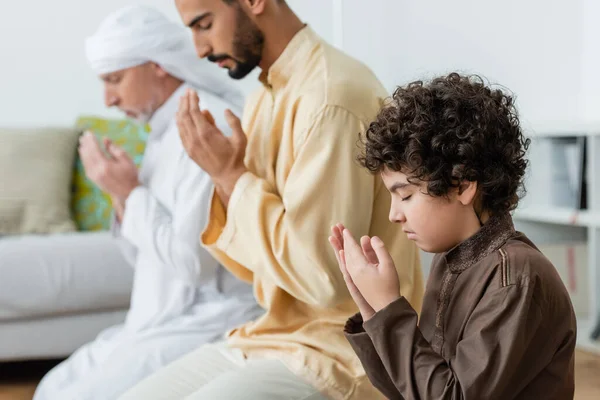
[0,0,176,127]
[0,0,597,128]
[580,0,600,120]
[340,0,593,129]
[0,0,331,127]
[4,0,593,274]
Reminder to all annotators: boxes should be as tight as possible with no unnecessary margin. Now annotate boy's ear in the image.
[457,180,478,206]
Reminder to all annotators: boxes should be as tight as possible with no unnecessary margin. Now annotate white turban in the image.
[85,5,245,111]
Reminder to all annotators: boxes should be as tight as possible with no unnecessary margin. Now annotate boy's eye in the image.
[401,195,412,201]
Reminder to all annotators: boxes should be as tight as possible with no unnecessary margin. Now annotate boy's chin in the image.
[415,240,446,254]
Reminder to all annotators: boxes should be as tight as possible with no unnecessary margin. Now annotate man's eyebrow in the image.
[187,12,211,28]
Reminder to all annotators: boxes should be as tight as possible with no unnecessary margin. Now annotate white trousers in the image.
[33,326,220,400]
[118,342,330,400]
[13,232,258,400]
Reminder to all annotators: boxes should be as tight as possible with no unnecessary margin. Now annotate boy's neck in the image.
[456,209,491,247]
[480,211,490,224]
[478,209,491,226]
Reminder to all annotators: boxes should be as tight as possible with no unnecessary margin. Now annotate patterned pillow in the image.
[71,116,149,231]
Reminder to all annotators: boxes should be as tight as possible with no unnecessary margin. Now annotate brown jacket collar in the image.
[444,213,515,273]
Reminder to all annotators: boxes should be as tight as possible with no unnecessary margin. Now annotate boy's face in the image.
[381,168,480,253]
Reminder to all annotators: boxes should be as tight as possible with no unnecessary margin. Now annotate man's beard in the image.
[122,102,154,125]
[207,7,264,80]
[134,112,152,125]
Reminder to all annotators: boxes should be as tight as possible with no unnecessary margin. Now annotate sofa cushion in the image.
[0,309,128,361]
[0,127,81,235]
[0,232,134,322]
[71,116,149,231]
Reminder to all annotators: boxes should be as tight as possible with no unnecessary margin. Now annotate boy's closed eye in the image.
[388,183,415,201]
[388,181,418,197]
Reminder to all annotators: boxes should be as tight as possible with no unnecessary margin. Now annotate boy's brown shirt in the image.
[345,213,576,400]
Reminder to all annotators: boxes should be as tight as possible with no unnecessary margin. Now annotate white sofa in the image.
[0,121,146,362]
[0,232,133,361]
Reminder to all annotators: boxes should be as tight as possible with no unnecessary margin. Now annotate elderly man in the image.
[120,1,424,399]
[32,5,261,400]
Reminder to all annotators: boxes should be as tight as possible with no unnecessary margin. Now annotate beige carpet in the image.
[1,351,599,400]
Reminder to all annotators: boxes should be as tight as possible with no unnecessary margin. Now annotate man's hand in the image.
[78,132,139,202]
[340,228,401,313]
[177,89,247,207]
[329,223,376,321]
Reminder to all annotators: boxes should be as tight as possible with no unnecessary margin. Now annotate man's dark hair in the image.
[358,72,530,215]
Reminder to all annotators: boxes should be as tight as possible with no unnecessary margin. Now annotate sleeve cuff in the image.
[344,313,375,354]
[201,186,227,247]
[120,186,147,246]
[343,313,387,381]
[344,313,366,335]
[110,212,122,237]
[363,296,416,336]
[344,312,375,351]
[213,171,256,250]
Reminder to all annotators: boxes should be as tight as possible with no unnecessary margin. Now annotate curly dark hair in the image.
[358,72,530,214]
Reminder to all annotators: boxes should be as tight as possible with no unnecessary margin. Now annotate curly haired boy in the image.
[329,73,576,400]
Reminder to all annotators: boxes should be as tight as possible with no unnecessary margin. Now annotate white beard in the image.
[134,112,152,125]
[131,99,157,125]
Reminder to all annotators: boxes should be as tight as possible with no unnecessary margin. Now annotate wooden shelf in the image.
[513,207,600,227]
[525,121,600,138]
[515,127,600,360]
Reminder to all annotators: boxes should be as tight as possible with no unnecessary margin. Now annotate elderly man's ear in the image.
[151,62,169,78]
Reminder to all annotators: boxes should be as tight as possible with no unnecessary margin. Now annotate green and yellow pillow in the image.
[71,116,149,231]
